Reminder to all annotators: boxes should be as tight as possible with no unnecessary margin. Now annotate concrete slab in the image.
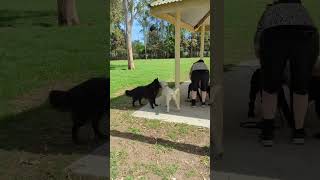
[65,143,109,180]
[214,62,320,180]
[132,81,210,128]
[214,171,280,180]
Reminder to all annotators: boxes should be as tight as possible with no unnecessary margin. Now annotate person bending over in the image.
[189,59,209,107]
[254,0,319,146]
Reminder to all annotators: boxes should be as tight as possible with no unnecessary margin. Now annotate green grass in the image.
[127,127,142,135]
[110,58,210,97]
[154,143,174,154]
[145,163,179,180]
[0,0,106,178]
[185,170,197,178]
[225,0,320,64]
[0,0,106,118]
[111,150,128,180]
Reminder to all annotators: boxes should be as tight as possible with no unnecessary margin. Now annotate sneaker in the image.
[201,102,206,107]
[292,128,305,145]
[259,119,274,147]
[191,99,196,107]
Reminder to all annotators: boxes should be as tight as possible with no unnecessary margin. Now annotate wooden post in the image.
[175,9,181,106]
[210,0,224,165]
[200,24,205,59]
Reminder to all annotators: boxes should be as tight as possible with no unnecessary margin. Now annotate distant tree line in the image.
[111,0,210,61]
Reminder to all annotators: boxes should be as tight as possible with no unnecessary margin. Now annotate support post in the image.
[200,24,205,59]
[210,0,224,170]
[175,9,181,106]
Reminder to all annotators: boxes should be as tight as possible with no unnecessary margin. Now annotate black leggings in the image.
[260,25,319,95]
[191,70,209,91]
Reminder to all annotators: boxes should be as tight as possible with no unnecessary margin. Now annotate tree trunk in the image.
[123,0,135,70]
[126,29,135,69]
[144,29,147,60]
[57,0,80,26]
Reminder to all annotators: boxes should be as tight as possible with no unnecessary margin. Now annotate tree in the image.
[57,0,80,26]
[137,9,152,60]
[122,0,144,69]
[111,0,126,60]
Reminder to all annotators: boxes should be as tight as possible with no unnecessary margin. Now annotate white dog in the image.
[160,81,180,112]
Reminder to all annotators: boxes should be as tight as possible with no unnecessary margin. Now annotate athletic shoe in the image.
[259,119,274,147]
[191,99,196,107]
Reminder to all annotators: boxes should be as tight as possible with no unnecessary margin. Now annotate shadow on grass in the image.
[110,130,209,156]
[110,64,128,70]
[0,102,105,155]
[0,9,56,27]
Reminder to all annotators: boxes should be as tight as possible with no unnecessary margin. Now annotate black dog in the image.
[187,82,210,102]
[125,78,161,108]
[246,68,320,129]
[49,77,109,144]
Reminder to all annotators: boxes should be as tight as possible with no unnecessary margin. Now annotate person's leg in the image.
[260,28,288,146]
[248,68,261,118]
[191,71,200,107]
[290,28,319,144]
[200,70,209,106]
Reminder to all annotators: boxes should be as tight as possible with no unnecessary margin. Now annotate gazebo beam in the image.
[175,9,181,89]
[194,10,210,30]
[175,9,181,107]
[150,12,196,32]
[200,24,205,59]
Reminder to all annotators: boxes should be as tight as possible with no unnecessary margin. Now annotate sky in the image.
[132,21,144,42]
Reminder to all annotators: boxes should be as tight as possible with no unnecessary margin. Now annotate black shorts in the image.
[260,25,319,94]
[191,70,209,91]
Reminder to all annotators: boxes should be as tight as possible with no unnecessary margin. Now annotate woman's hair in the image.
[197,59,204,63]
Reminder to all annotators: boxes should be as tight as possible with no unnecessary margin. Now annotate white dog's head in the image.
[160,81,168,88]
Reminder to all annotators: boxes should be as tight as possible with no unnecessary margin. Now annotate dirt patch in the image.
[110,108,210,179]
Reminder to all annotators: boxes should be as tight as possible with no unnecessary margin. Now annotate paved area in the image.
[132,81,210,128]
[213,171,280,180]
[214,61,320,180]
[65,143,109,180]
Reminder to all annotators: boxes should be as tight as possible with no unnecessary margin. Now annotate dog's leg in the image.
[149,99,154,109]
[132,98,136,107]
[72,113,83,144]
[173,96,180,111]
[154,98,158,106]
[197,88,202,102]
[278,87,292,128]
[72,124,81,144]
[188,84,191,99]
[92,115,108,139]
[166,97,170,112]
[139,98,143,106]
[248,83,258,118]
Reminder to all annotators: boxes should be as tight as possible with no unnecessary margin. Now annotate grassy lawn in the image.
[225,0,320,64]
[0,0,106,179]
[110,58,210,97]
[110,58,210,179]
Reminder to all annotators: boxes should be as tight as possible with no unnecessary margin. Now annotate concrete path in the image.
[65,143,109,180]
[215,61,320,180]
[132,81,210,128]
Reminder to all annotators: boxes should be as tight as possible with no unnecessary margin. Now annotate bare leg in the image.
[201,91,207,103]
[191,90,197,100]
[293,93,308,129]
[262,90,278,119]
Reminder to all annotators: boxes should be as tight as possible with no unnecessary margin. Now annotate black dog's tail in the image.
[125,90,132,97]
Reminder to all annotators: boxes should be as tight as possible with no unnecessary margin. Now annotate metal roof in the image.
[150,0,182,7]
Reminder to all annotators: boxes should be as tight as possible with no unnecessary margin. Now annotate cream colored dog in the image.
[160,81,180,112]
